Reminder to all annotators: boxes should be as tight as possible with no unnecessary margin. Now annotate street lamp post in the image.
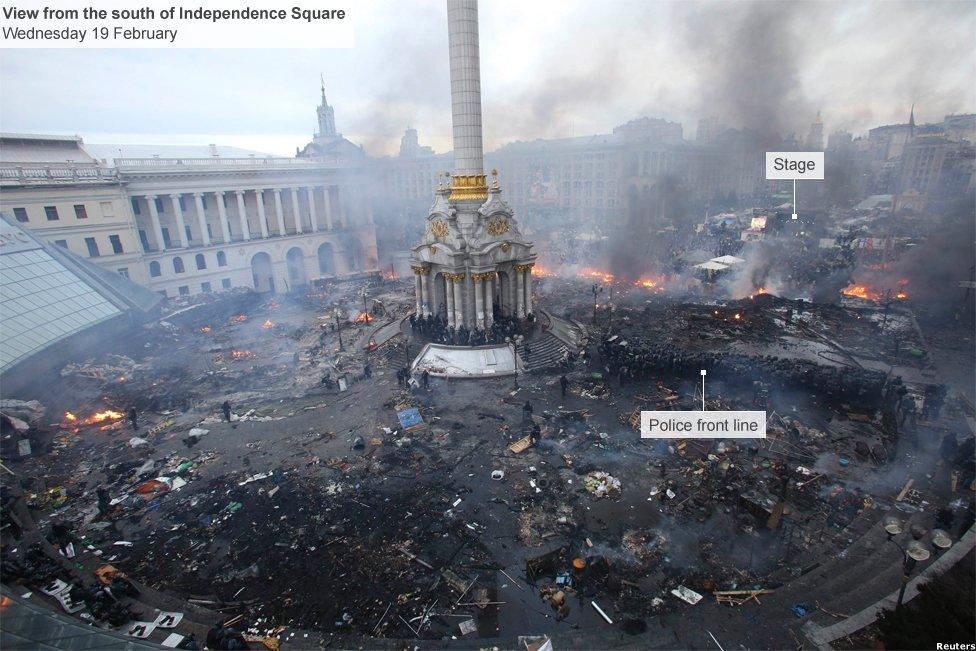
[334,306,344,350]
[883,516,933,611]
[362,286,370,323]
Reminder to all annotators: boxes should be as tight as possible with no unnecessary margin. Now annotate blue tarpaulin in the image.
[397,408,423,429]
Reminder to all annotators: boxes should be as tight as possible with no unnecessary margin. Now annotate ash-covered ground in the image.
[2,273,973,650]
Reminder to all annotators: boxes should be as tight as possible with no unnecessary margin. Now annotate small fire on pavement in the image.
[231,350,255,360]
[579,267,614,284]
[199,326,212,333]
[355,312,372,323]
[230,314,248,324]
[63,409,125,427]
[634,276,664,290]
[531,264,556,278]
[841,284,880,301]
[262,319,275,329]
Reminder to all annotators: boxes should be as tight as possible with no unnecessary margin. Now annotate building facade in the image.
[1,134,379,298]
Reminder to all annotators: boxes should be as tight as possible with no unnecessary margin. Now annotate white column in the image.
[235,190,251,241]
[484,276,494,327]
[338,187,348,228]
[146,195,165,251]
[215,191,232,243]
[414,269,423,315]
[322,186,334,230]
[447,0,484,175]
[474,274,485,328]
[193,193,211,246]
[273,189,286,236]
[307,187,320,232]
[453,274,465,328]
[420,271,430,315]
[255,190,269,239]
[525,267,533,315]
[516,267,526,318]
[446,277,456,328]
[290,187,303,234]
[169,194,187,247]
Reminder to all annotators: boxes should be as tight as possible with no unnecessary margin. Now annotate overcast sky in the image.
[1,0,973,156]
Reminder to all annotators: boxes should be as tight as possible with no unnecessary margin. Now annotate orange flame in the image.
[634,276,664,290]
[64,409,124,427]
[355,312,372,323]
[531,264,556,278]
[841,284,881,301]
[579,267,614,283]
[230,314,248,324]
[262,320,275,329]
[200,326,211,333]
[231,350,254,360]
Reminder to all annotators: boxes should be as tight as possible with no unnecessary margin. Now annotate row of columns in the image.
[412,264,534,331]
[137,186,362,251]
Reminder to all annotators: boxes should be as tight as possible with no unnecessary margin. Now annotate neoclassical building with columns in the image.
[0,87,378,299]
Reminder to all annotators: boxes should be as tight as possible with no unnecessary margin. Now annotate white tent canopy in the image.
[693,261,730,272]
[710,255,746,265]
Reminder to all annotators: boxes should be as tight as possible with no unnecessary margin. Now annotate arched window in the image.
[173,257,185,274]
[195,253,207,270]
[217,251,227,267]
[149,261,161,277]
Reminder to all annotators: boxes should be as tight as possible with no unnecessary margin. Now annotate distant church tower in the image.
[805,111,824,150]
[315,74,337,142]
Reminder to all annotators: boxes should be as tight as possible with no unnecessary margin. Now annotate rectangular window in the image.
[185,225,192,242]
[131,198,141,215]
[44,206,59,221]
[100,201,115,217]
[157,290,168,298]
[161,227,172,249]
[84,237,100,257]
[206,223,213,239]
[138,229,150,252]
[54,239,68,249]
[179,196,186,211]
[178,285,190,296]
[13,207,28,222]
[201,195,208,209]
[109,234,123,254]
[155,197,165,213]
[201,281,212,293]
[73,204,88,219]
[117,268,129,279]
[221,278,232,289]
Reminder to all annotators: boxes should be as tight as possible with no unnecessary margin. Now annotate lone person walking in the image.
[221,400,232,422]
[128,407,139,430]
[560,374,569,398]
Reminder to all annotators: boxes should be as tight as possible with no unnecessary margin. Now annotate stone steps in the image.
[517,333,569,371]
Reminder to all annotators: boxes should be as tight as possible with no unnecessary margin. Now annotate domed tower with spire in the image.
[409,0,536,332]
[315,74,337,142]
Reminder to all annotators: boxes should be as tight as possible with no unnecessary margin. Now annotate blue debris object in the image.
[791,603,812,618]
[397,408,423,429]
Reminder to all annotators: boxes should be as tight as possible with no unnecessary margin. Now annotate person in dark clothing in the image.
[560,374,569,397]
[221,400,232,422]
[523,400,533,422]
[364,363,372,380]
[128,407,138,430]
[421,369,430,389]
[96,487,110,515]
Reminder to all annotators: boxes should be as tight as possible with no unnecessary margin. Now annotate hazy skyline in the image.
[1,0,973,157]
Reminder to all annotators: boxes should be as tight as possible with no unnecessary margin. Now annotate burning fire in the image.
[896,290,908,300]
[578,267,614,284]
[355,312,372,323]
[750,287,768,299]
[531,264,556,278]
[199,326,211,333]
[231,350,254,360]
[733,313,742,321]
[262,320,275,329]
[841,284,880,301]
[63,409,125,427]
[634,276,664,290]
[230,314,248,324]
